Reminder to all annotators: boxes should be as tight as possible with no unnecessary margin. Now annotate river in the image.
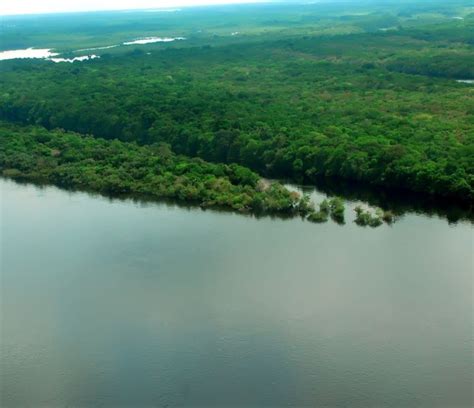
[1,178,472,407]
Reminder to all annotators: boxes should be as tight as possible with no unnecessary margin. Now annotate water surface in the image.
[1,179,472,407]
[49,55,99,63]
[0,48,58,60]
[0,48,98,63]
[123,37,186,45]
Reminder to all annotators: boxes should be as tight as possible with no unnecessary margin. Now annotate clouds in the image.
[0,0,269,16]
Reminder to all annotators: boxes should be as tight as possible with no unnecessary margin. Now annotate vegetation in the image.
[0,122,312,216]
[354,206,395,227]
[1,27,473,203]
[307,199,330,223]
[0,0,473,224]
[329,197,345,224]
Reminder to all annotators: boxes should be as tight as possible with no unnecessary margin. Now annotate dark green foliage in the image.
[355,206,384,227]
[0,1,473,204]
[307,210,328,224]
[307,199,330,223]
[329,197,345,224]
[1,28,472,202]
[298,193,315,216]
[386,53,474,79]
[319,199,330,216]
[0,122,310,216]
[382,210,395,224]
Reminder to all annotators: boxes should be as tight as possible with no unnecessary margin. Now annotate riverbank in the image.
[0,122,316,217]
[2,122,472,227]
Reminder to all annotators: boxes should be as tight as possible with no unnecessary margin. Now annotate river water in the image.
[1,178,472,407]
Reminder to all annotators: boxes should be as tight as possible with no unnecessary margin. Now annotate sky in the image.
[0,0,273,16]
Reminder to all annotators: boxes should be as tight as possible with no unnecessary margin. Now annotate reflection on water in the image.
[1,179,473,407]
[296,176,473,225]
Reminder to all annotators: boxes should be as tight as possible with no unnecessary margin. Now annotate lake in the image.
[123,37,186,45]
[0,37,186,62]
[1,178,472,407]
[0,48,98,63]
[0,48,58,61]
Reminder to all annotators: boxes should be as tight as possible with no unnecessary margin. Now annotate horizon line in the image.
[0,0,281,17]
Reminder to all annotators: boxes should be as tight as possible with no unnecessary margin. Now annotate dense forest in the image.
[0,122,319,216]
[1,0,473,219]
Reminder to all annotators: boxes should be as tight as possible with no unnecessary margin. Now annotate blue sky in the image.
[0,0,273,16]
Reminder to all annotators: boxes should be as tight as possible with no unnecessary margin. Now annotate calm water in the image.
[1,179,472,407]
[123,37,186,45]
[0,37,185,62]
[0,48,58,60]
[0,48,98,63]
